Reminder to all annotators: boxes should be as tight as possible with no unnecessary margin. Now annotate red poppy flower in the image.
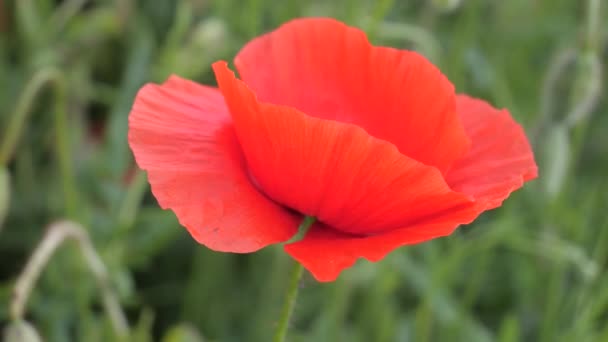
[128,18,537,282]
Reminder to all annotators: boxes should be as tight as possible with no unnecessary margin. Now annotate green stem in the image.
[11,221,129,338]
[51,71,78,219]
[0,68,77,218]
[273,216,316,342]
[0,70,56,165]
[48,0,88,35]
[585,0,600,52]
[273,261,304,342]
[116,169,149,234]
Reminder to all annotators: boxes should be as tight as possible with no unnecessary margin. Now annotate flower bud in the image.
[3,321,42,342]
[190,17,228,51]
[430,0,464,13]
[162,324,204,342]
[541,124,570,198]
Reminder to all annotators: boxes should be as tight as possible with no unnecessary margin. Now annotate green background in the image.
[1,0,607,341]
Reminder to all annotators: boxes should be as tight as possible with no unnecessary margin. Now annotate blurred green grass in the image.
[0,0,607,341]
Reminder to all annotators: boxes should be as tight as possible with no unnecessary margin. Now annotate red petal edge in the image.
[235,17,470,174]
[285,218,475,282]
[446,95,538,209]
[128,76,299,252]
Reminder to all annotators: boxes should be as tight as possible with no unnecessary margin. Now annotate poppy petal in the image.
[213,61,478,236]
[128,76,299,252]
[234,17,469,174]
[285,217,475,282]
[445,95,538,209]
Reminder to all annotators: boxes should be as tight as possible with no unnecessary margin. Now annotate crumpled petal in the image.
[285,96,538,282]
[235,17,470,174]
[213,61,476,236]
[285,214,477,282]
[128,76,299,252]
[445,95,538,209]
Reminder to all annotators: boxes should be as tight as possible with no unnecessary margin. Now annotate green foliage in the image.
[0,0,606,341]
